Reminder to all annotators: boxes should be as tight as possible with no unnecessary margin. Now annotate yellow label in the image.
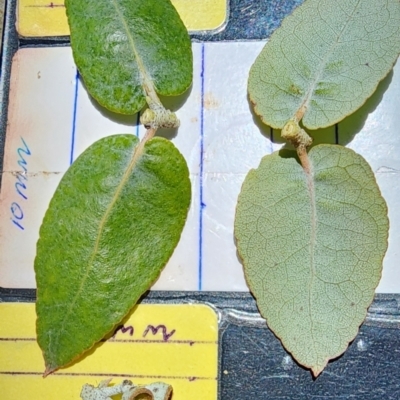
[17,0,227,37]
[0,303,218,399]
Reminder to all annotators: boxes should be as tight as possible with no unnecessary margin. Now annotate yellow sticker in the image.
[17,0,227,37]
[0,303,218,399]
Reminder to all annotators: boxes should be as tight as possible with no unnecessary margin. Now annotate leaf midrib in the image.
[305,156,318,367]
[294,0,363,372]
[51,138,147,362]
[297,0,362,120]
[111,0,155,97]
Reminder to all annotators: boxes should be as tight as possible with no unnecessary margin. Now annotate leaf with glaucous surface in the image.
[248,0,400,129]
[35,135,191,373]
[237,0,398,376]
[235,145,388,376]
[65,0,193,114]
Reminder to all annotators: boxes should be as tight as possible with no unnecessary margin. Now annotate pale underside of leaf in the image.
[35,135,191,372]
[235,145,388,375]
[248,0,400,129]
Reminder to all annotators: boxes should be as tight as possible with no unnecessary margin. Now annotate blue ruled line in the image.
[198,43,206,291]
[270,127,274,153]
[136,112,140,137]
[69,69,80,165]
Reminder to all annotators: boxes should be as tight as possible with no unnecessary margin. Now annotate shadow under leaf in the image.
[247,69,393,149]
[81,75,193,131]
[337,69,393,146]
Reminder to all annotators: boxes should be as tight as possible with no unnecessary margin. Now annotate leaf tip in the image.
[43,365,57,378]
[311,365,325,378]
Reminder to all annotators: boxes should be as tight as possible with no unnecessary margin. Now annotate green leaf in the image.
[235,145,388,376]
[65,0,193,114]
[248,0,400,129]
[35,134,191,373]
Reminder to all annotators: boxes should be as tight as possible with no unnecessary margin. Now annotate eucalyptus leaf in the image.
[235,145,388,376]
[35,134,191,373]
[65,0,193,114]
[248,0,400,129]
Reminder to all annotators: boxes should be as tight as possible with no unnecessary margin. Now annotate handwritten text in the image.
[113,324,176,342]
[10,137,31,230]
